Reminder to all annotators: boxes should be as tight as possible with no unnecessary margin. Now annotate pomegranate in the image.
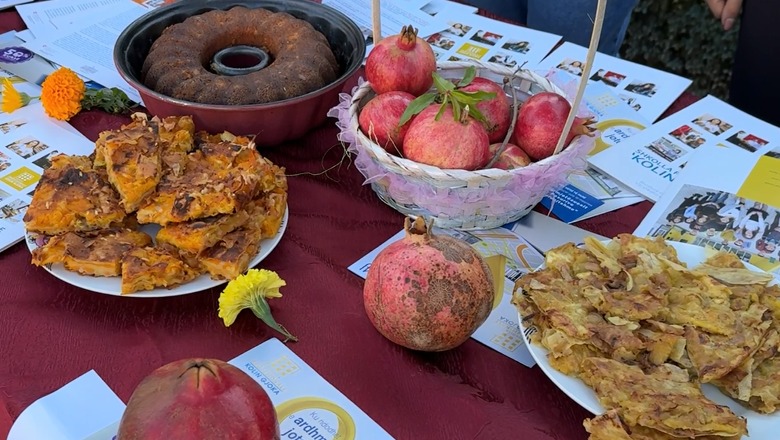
[458,77,511,143]
[403,104,490,170]
[359,91,415,154]
[513,91,594,161]
[365,25,436,96]
[487,143,532,170]
[117,358,280,440]
[363,217,494,352]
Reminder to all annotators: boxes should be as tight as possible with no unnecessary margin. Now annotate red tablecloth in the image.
[0,7,699,440]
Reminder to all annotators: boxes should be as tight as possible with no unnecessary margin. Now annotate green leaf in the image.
[451,90,496,106]
[467,106,489,125]
[81,87,133,114]
[432,72,455,93]
[435,98,448,121]
[398,92,436,126]
[451,97,462,122]
[458,66,477,88]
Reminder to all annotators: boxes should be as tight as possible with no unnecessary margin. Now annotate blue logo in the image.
[0,46,33,64]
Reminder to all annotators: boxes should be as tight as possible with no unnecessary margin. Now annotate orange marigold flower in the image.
[40,67,85,121]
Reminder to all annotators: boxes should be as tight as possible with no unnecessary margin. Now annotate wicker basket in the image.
[330,60,596,230]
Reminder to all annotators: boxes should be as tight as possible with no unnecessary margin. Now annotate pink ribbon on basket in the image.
[327,74,597,221]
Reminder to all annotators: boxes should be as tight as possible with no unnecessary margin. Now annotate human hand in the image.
[704,0,743,31]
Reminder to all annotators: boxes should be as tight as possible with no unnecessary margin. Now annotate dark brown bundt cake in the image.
[141,6,340,105]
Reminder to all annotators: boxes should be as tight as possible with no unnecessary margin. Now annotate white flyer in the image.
[0,0,32,12]
[20,1,148,103]
[423,9,562,69]
[16,0,135,40]
[322,0,446,45]
[7,370,125,440]
[535,42,692,123]
[348,225,543,367]
[634,145,780,278]
[588,95,780,202]
[421,0,479,16]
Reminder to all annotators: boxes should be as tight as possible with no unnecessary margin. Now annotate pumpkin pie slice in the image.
[23,154,126,235]
[198,227,263,281]
[31,228,152,277]
[120,246,201,294]
[102,116,162,213]
[135,138,271,225]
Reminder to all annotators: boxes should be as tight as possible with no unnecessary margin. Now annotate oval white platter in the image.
[518,241,778,439]
[25,206,288,298]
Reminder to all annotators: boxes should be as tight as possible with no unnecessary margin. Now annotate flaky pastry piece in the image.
[155,209,251,255]
[102,115,162,213]
[199,228,262,281]
[135,138,272,225]
[23,154,126,235]
[31,228,152,277]
[120,247,201,294]
[581,357,747,439]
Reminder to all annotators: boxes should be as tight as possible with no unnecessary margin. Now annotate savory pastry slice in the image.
[711,328,779,409]
[198,228,262,281]
[685,302,772,382]
[580,357,748,439]
[135,138,269,225]
[31,228,152,276]
[102,116,162,213]
[664,275,737,336]
[120,247,201,294]
[23,154,126,235]
[157,114,195,175]
[244,189,287,239]
[155,209,250,255]
[583,410,633,440]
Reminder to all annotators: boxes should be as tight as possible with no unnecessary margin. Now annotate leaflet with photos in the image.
[541,73,649,222]
[535,42,692,122]
[635,145,780,278]
[588,95,780,202]
[424,10,562,69]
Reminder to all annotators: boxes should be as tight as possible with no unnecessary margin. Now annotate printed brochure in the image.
[588,95,780,202]
[348,225,545,367]
[9,339,393,440]
[0,77,94,253]
[634,145,780,278]
[540,72,649,223]
[535,42,692,123]
[424,9,561,69]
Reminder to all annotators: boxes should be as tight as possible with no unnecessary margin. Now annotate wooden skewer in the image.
[552,0,607,155]
[371,0,382,44]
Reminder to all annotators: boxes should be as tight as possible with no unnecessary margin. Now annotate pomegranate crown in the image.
[398,66,497,126]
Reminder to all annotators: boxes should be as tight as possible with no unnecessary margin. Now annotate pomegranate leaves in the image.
[398,66,496,126]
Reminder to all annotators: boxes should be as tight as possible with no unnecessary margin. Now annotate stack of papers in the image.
[323,0,563,68]
[589,95,780,202]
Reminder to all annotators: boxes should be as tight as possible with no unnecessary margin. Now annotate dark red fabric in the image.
[0,8,699,440]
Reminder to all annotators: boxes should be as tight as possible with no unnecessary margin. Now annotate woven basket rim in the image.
[348,60,585,181]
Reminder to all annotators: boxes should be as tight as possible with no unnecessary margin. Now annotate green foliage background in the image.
[620,0,740,100]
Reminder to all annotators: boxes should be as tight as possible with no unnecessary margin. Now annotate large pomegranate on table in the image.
[363,217,494,352]
[117,358,280,440]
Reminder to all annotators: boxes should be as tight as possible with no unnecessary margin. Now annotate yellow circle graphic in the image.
[276,397,357,440]
[592,119,646,155]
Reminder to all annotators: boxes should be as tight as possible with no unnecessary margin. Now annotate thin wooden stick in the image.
[552,0,607,155]
[371,0,382,44]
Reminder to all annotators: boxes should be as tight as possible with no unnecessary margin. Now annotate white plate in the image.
[518,241,778,439]
[25,207,288,298]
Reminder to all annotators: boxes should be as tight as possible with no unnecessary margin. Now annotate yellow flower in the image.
[40,67,85,121]
[1,78,36,113]
[218,269,297,342]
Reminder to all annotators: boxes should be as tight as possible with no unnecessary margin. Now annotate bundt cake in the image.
[141,6,340,106]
